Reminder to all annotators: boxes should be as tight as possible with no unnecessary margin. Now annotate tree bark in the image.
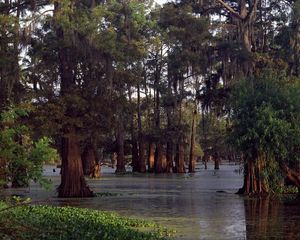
[131,139,139,172]
[166,142,174,173]
[0,1,20,108]
[189,110,197,173]
[155,142,165,173]
[138,138,147,173]
[148,142,155,172]
[175,139,186,173]
[58,127,94,197]
[217,0,260,76]
[214,152,220,170]
[0,158,7,188]
[280,163,300,194]
[82,142,97,177]
[116,114,126,173]
[128,86,139,172]
[237,156,268,195]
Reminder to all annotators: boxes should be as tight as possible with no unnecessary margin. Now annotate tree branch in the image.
[247,0,260,22]
[216,0,244,20]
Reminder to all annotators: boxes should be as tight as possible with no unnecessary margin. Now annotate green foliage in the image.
[0,203,172,240]
[0,106,59,188]
[229,69,300,191]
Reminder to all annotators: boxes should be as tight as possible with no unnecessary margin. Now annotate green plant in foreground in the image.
[0,202,173,240]
[0,106,59,188]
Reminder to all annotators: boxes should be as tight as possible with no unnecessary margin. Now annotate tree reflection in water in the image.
[245,197,300,239]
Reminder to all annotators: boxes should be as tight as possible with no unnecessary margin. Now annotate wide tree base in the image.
[58,176,94,198]
[58,128,94,198]
[236,160,269,196]
[236,187,269,197]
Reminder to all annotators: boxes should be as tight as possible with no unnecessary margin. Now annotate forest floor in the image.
[1,162,300,240]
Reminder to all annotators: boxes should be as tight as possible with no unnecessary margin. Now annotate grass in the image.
[0,201,173,240]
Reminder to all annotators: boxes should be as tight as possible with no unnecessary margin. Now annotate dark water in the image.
[1,163,300,239]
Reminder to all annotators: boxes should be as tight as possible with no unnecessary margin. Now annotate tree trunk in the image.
[55,1,93,197]
[138,138,146,173]
[131,139,139,172]
[0,158,7,188]
[0,1,20,109]
[166,142,173,173]
[82,143,97,176]
[128,85,139,172]
[214,152,220,170]
[189,110,197,173]
[116,115,126,173]
[58,127,94,197]
[280,163,300,195]
[162,147,167,171]
[148,142,155,172]
[155,142,165,173]
[217,0,259,77]
[237,156,268,195]
[203,152,208,170]
[175,139,186,173]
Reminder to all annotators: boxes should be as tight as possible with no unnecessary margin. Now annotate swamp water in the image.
[1,163,300,240]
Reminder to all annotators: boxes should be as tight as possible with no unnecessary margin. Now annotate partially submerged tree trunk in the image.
[90,164,101,178]
[189,110,197,173]
[155,142,165,173]
[166,142,173,173]
[128,86,139,172]
[138,137,147,173]
[131,138,139,172]
[116,115,126,173]
[237,155,268,196]
[203,153,208,170]
[58,127,94,197]
[148,142,155,172]
[82,143,97,176]
[214,152,220,170]
[175,139,186,173]
[54,2,93,197]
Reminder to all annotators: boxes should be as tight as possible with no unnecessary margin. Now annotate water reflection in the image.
[1,164,300,239]
[245,197,300,239]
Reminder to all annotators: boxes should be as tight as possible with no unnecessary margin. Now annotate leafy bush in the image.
[0,106,59,188]
[0,202,172,240]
